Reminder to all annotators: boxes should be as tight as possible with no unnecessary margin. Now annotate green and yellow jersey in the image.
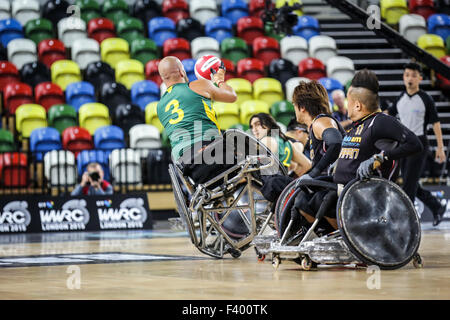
[276,136,293,168]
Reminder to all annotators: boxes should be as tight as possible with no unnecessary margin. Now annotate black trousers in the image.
[400,135,442,214]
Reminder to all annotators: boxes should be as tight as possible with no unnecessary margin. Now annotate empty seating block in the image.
[177,18,204,42]
[253,78,284,107]
[162,0,189,24]
[57,17,87,49]
[102,0,130,25]
[30,127,62,161]
[99,81,131,113]
[428,14,450,42]
[191,37,220,59]
[131,38,159,65]
[41,0,70,27]
[280,35,308,66]
[250,0,273,18]
[44,150,77,186]
[79,103,111,135]
[237,58,265,83]
[409,0,436,20]
[240,100,270,124]
[15,103,47,139]
[38,39,66,68]
[109,148,142,184]
[0,61,20,93]
[116,59,145,90]
[309,35,337,64]
[51,60,82,91]
[326,56,355,86]
[253,36,281,67]
[226,78,253,108]
[3,82,33,115]
[0,152,28,187]
[221,0,249,25]
[84,61,116,91]
[117,17,145,44]
[145,101,164,132]
[0,19,24,47]
[131,80,160,111]
[149,17,176,47]
[132,0,161,28]
[129,123,162,158]
[237,16,264,46]
[298,57,326,80]
[71,38,100,70]
[268,58,297,87]
[270,100,295,127]
[113,103,145,133]
[88,18,116,44]
[0,129,15,152]
[35,82,65,111]
[221,37,248,64]
[62,126,93,157]
[399,14,427,43]
[77,149,110,181]
[76,0,101,23]
[213,101,240,130]
[101,38,130,69]
[163,38,191,60]
[417,33,446,58]
[65,81,96,112]
[20,61,51,88]
[48,104,77,134]
[12,0,40,27]
[206,17,233,44]
[94,125,126,152]
[381,0,409,25]
[145,59,162,86]
[181,58,197,82]
[25,18,53,45]
[293,16,319,41]
[190,0,218,25]
[285,76,310,102]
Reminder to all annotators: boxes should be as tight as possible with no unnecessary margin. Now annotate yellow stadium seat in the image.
[51,60,81,91]
[253,78,284,107]
[226,78,253,108]
[116,59,145,90]
[276,0,303,16]
[381,0,409,25]
[213,101,240,130]
[417,34,446,59]
[78,103,111,135]
[240,100,270,125]
[100,37,130,69]
[15,104,47,139]
[145,101,164,132]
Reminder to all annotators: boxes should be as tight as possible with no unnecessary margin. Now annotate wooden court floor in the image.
[0,226,449,300]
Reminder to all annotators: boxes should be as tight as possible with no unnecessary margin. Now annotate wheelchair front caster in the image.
[272,255,281,269]
[301,256,314,271]
[412,253,423,269]
[227,247,241,259]
[254,247,266,262]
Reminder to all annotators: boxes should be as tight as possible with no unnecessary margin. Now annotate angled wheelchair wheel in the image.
[274,179,299,237]
[337,177,421,270]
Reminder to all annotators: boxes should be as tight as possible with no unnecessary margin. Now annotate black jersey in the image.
[334,112,422,185]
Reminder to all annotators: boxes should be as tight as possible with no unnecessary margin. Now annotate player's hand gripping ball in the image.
[194,55,222,80]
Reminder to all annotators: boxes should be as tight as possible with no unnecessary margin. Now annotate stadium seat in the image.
[0,61,20,92]
[113,103,145,133]
[12,0,40,27]
[298,57,326,80]
[249,0,274,18]
[100,37,130,69]
[191,36,220,59]
[212,101,240,130]
[65,81,96,112]
[43,149,77,186]
[20,61,51,88]
[109,148,142,184]
[41,0,70,26]
[160,82,167,96]
[163,38,191,60]
[38,39,66,68]
[0,19,24,47]
[75,0,101,23]
[190,0,218,25]
[205,17,233,44]
[229,122,249,133]
[57,17,87,49]
[71,38,100,70]
[276,0,303,16]
[280,35,308,66]
[48,104,77,134]
[131,80,160,111]
[3,82,33,115]
[25,18,54,45]
[319,77,344,105]
[133,0,162,29]
[15,103,47,139]
[117,17,145,44]
[428,14,450,42]
[285,76,310,102]
[293,15,319,41]
[99,81,131,113]
[131,38,159,65]
[237,58,265,83]
[0,0,10,21]
[145,59,162,86]
[226,78,253,107]
[399,14,427,43]
[149,17,177,47]
[222,58,236,81]
[268,58,297,87]
[129,123,162,158]
[62,126,93,157]
[34,82,64,111]
[51,60,82,91]
[0,152,28,187]
[79,102,111,135]
[221,37,249,64]
[176,18,204,42]
[76,149,110,181]
[221,0,249,25]
[93,125,126,152]
[253,77,284,107]
[437,55,450,90]
[87,18,116,44]
[253,36,281,67]
[237,16,264,46]
[326,56,355,86]
[102,0,130,25]
[409,0,436,20]
[181,58,196,82]
[380,0,409,25]
[115,59,144,90]
[240,100,270,124]
[270,100,295,127]
[84,61,115,91]
[308,35,337,64]
[417,33,446,58]
[29,127,61,161]
[0,129,15,152]
[162,0,189,24]
[145,101,164,132]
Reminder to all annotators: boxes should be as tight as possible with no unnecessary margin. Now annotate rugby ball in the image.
[194,55,222,80]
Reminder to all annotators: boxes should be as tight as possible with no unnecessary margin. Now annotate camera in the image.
[89,171,100,182]
[261,0,302,35]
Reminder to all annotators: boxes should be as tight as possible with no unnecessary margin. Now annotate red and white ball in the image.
[194,55,222,80]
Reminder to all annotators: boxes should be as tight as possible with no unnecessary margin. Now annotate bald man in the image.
[331,89,352,129]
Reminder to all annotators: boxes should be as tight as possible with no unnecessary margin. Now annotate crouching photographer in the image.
[71,162,113,196]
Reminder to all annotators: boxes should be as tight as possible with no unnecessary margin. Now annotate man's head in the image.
[331,89,346,111]
[286,118,308,145]
[346,69,380,121]
[292,80,330,124]
[249,113,280,140]
[403,62,422,93]
[158,56,189,87]
[86,162,104,183]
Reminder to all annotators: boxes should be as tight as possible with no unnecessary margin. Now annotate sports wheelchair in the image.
[253,176,424,270]
[168,129,288,259]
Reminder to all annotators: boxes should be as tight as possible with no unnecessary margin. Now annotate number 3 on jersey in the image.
[165,99,184,125]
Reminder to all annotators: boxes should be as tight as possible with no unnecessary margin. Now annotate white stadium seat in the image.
[308,35,337,64]
[280,35,308,66]
[190,0,218,25]
[12,0,40,26]
[71,38,100,70]
[0,0,11,20]
[160,82,167,97]
[399,14,427,44]
[44,150,77,187]
[109,148,142,184]
[326,56,355,86]
[129,124,162,158]
[191,36,220,60]
[57,17,87,49]
[285,77,311,102]
[7,38,37,70]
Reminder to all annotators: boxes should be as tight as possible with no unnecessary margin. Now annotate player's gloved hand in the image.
[357,152,385,179]
[294,168,319,189]
[211,62,226,85]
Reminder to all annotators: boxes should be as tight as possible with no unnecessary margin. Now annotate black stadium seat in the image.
[99,81,131,113]
[133,0,162,33]
[20,61,51,88]
[268,58,297,88]
[146,148,172,184]
[177,18,204,42]
[113,103,145,133]
[84,61,116,92]
[41,0,71,26]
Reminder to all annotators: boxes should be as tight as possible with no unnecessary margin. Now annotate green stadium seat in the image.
[221,37,249,64]
[102,0,130,25]
[131,38,159,65]
[270,100,295,127]
[48,104,78,134]
[0,129,15,153]
[229,123,250,133]
[75,0,102,23]
[25,19,54,45]
[264,22,284,42]
[117,17,145,44]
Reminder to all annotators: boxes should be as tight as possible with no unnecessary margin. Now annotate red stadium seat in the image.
[222,58,236,81]
[145,59,162,86]
[62,126,94,157]
[162,0,189,24]
[298,57,326,80]
[409,0,436,20]
[252,36,281,67]
[35,82,65,111]
[249,0,274,18]
[3,82,34,115]
[0,61,20,93]
[38,39,66,68]
[0,152,28,187]
[237,58,265,83]
[163,38,191,60]
[237,16,265,45]
[437,56,450,90]
[88,18,116,44]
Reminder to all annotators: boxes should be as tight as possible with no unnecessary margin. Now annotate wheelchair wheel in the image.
[274,179,299,237]
[337,177,421,270]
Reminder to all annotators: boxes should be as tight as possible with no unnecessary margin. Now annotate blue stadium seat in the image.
[181,58,196,82]
[205,17,233,44]
[319,77,344,106]
[131,80,160,110]
[29,127,62,162]
[293,16,320,41]
[148,17,177,47]
[0,18,23,47]
[93,125,126,152]
[76,149,110,181]
[221,0,249,25]
[65,81,96,112]
[428,14,450,42]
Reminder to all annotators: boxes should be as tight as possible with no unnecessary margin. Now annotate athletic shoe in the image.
[433,204,446,227]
